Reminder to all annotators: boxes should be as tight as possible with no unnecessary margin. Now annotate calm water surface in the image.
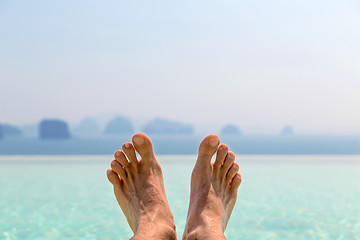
[0,155,359,240]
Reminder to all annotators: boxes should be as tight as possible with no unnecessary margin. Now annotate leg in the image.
[107,133,176,240]
[183,134,242,240]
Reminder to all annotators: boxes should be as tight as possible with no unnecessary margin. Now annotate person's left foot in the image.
[107,133,176,240]
[183,135,241,240]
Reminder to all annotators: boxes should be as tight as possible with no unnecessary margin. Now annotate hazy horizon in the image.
[1,0,360,135]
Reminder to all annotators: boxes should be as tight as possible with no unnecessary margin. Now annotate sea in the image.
[0,154,359,240]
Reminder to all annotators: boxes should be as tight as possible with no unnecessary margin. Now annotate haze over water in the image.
[1,0,360,135]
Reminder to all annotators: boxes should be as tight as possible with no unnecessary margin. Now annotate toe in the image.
[220,152,235,177]
[132,133,156,164]
[111,160,127,180]
[196,134,220,166]
[226,162,239,183]
[107,169,121,187]
[213,144,228,171]
[122,142,138,168]
[114,150,130,169]
[230,173,242,191]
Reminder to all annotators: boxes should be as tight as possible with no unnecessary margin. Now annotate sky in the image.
[1,0,360,134]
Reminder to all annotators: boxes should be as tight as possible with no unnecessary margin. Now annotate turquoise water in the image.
[0,155,359,240]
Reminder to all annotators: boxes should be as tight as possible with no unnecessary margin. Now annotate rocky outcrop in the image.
[281,126,294,135]
[39,119,71,139]
[21,124,38,138]
[104,116,134,135]
[142,118,193,134]
[2,124,23,137]
[73,118,101,137]
[220,124,241,135]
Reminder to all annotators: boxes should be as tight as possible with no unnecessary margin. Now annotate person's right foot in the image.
[107,133,176,240]
[183,134,242,240]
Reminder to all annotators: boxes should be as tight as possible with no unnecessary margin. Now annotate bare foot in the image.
[107,133,176,240]
[183,134,242,240]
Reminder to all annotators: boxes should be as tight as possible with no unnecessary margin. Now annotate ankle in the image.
[183,225,226,240]
[183,216,225,240]
[133,222,177,240]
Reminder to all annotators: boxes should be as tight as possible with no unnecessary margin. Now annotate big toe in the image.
[132,133,156,164]
[196,134,220,166]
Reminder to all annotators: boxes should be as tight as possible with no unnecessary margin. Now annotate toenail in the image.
[124,143,131,148]
[133,137,145,145]
[220,145,227,150]
[229,152,235,157]
[115,151,121,157]
[209,138,219,147]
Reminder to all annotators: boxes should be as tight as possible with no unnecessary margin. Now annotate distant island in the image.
[142,118,193,134]
[2,117,360,155]
[281,126,295,135]
[104,116,134,135]
[21,124,38,138]
[0,116,301,141]
[0,124,23,138]
[39,119,71,140]
[2,124,23,137]
[73,118,101,137]
[220,124,241,135]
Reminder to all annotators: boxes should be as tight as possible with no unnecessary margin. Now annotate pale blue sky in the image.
[1,0,360,134]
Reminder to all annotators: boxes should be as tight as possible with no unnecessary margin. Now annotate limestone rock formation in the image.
[2,124,23,137]
[104,116,134,135]
[220,124,242,135]
[39,119,71,139]
[281,126,294,135]
[73,118,101,137]
[142,118,193,134]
